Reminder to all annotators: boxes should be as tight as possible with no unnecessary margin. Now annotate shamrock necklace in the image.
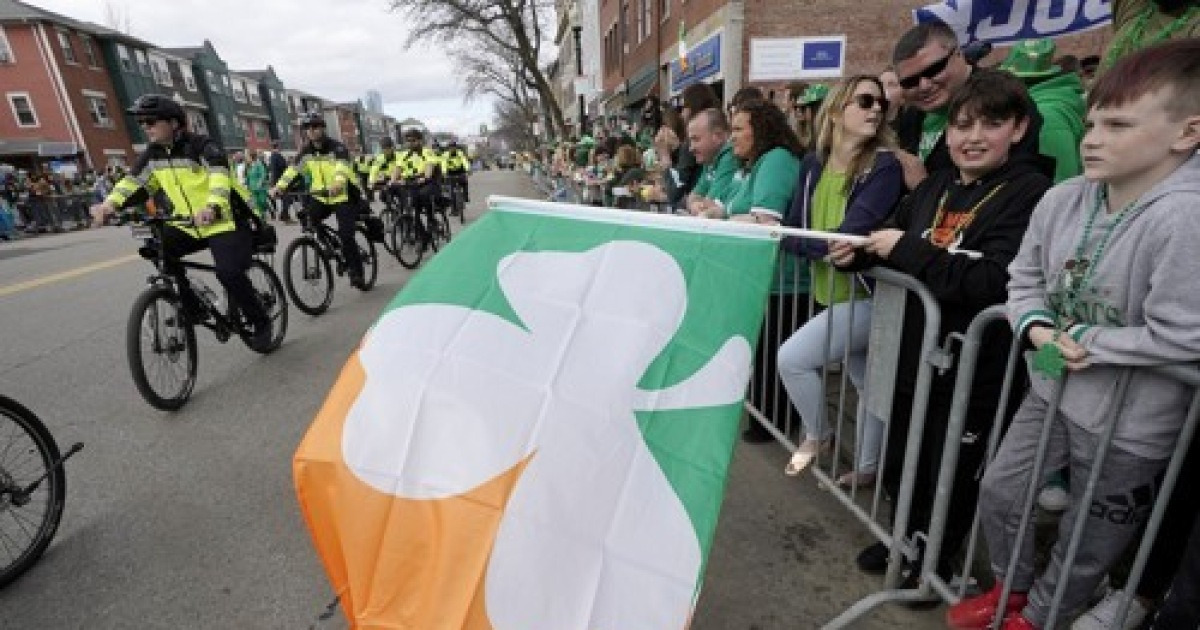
[1032,186,1140,379]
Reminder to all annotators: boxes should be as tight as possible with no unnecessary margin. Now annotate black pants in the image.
[1152,508,1200,628]
[274,193,294,222]
[449,172,469,201]
[161,226,268,327]
[1136,431,1200,599]
[882,378,1023,574]
[308,200,363,280]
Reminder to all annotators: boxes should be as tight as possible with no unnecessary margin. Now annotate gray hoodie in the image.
[1008,155,1200,459]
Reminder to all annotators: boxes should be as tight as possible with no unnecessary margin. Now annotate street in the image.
[0,170,942,629]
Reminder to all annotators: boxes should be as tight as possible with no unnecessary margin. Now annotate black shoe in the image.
[348,273,366,290]
[247,320,273,352]
[857,542,889,575]
[740,423,774,444]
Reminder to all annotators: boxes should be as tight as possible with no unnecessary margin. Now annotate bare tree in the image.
[387,0,567,139]
[491,99,539,151]
[102,1,132,34]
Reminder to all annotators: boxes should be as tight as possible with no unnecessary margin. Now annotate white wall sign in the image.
[748,36,846,82]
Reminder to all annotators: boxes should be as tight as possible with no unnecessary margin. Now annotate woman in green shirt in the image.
[722,99,809,443]
[776,76,905,483]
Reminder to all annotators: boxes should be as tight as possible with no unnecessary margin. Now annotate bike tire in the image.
[452,188,465,224]
[0,396,66,589]
[379,208,398,257]
[246,260,288,353]
[282,237,334,316]
[126,286,197,411]
[354,227,378,291]
[393,213,424,269]
[431,210,452,248]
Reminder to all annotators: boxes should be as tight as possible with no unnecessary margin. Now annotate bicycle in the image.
[0,396,82,588]
[127,216,289,410]
[444,175,467,224]
[372,182,403,258]
[281,193,380,317]
[388,180,451,270]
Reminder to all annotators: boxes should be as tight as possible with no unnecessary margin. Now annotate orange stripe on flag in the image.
[294,350,531,629]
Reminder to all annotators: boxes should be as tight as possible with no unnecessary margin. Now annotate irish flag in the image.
[678,21,689,71]
[294,197,779,629]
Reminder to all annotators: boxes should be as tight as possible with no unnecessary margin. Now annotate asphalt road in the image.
[0,170,942,629]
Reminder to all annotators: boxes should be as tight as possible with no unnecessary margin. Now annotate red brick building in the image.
[594,0,1109,120]
[0,1,134,172]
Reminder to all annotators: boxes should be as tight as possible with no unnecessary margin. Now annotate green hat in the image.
[797,83,829,106]
[1000,39,1063,79]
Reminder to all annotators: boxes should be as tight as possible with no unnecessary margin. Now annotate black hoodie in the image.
[842,151,1053,394]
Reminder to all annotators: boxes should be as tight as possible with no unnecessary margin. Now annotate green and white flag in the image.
[295,196,780,629]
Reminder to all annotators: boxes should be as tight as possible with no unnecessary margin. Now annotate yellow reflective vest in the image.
[395,147,441,179]
[274,138,359,204]
[368,150,403,185]
[105,131,250,239]
[443,148,470,173]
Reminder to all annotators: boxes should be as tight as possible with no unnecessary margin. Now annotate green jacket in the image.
[1027,72,1086,184]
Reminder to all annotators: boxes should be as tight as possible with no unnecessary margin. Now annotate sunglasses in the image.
[136,117,162,127]
[849,93,889,112]
[898,49,956,90]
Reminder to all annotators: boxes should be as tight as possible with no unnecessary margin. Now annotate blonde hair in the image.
[813,75,897,193]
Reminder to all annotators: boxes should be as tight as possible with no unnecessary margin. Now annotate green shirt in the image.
[691,142,738,204]
[919,110,948,161]
[810,170,866,306]
[725,147,806,295]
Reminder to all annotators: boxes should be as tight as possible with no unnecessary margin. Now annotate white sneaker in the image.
[1071,589,1149,630]
[1038,483,1070,512]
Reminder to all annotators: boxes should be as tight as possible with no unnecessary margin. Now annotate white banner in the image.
[749,36,846,82]
[914,0,1112,45]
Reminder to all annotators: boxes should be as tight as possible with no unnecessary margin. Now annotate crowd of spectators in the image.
[0,167,122,239]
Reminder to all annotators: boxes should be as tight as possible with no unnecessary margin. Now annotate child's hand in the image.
[828,241,858,267]
[1029,326,1090,370]
[864,229,904,259]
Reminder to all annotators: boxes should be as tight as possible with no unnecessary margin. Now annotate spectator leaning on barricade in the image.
[999,39,1087,184]
[604,145,645,209]
[665,82,721,207]
[777,75,905,486]
[831,68,1052,584]
[949,39,1200,630]
[685,109,737,218]
[720,98,807,443]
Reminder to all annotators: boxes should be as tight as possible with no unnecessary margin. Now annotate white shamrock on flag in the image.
[342,241,753,629]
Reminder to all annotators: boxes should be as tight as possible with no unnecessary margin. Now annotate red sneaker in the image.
[946,584,1029,629]
[1001,612,1040,629]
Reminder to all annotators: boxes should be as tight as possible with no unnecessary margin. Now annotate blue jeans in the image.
[777,298,882,472]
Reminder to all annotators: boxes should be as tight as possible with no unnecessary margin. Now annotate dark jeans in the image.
[307,200,363,280]
[161,225,268,327]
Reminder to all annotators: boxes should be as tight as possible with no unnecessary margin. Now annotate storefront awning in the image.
[0,139,81,158]
[624,63,659,106]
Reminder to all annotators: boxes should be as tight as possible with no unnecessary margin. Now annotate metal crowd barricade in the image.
[742,258,952,621]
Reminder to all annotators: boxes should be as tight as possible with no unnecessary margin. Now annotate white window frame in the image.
[207,70,218,93]
[134,49,150,76]
[82,90,113,128]
[57,29,77,64]
[180,65,197,91]
[116,44,133,72]
[232,80,247,103]
[151,57,172,87]
[247,82,261,105]
[7,92,39,128]
[661,0,670,21]
[79,35,99,67]
[0,26,14,64]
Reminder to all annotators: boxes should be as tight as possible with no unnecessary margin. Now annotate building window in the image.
[116,45,133,72]
[134,50,150,76]
[7,93,38,127]
[84,92,113,127]
[232,80,247,103]
[207,70,218,93]
[57,30,77,64]
[640,0,651,42]
[620,2,629,52]
[0,27,13,63]
[255,120,268,139]
[661,0,669,20]
[151,58,172,87]
[180,66,197,91]
[80,36,99,67]
[187,111,207,134]
[248,85,261,106]
[223,76,232,91]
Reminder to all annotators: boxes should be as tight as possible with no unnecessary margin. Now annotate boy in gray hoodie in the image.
[947,39,1200,630]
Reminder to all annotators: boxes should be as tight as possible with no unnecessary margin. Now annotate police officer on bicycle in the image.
[368,137,404,206]
[271,112,367,290]
[90,94,274,351]
[396,128,442,220]
[443,139,471,203]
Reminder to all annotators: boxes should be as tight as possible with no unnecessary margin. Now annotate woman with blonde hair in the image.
[777,75,905,483]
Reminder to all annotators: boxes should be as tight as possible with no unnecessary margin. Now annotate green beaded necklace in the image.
[1032,185,1141,379]
[1103,4,1200,69]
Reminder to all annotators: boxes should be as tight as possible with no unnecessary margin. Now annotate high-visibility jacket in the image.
[355,155,372,180]
[395,147,441,179]
[274,138,358,204]
[443,148,470,174]
[368,150,403,185]
[106,130,250,239]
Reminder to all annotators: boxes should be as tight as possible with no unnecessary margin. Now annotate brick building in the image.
[0,0,135,171]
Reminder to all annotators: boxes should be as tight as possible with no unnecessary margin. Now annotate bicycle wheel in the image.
[0,396,65,588]
[282,237,334,316]
[353,226,378,291]
[392,212,424,269]
[378,208,398,257]
[429,210,452,249]
[452,188,465,224]
[127,286,197,411]
[246,260,288,353]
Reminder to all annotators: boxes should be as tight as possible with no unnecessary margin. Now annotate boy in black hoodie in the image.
[831,68,1052,583]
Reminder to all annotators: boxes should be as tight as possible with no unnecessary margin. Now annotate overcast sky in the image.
[26,0,494,136]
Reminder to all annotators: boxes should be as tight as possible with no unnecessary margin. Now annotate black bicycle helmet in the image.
[299,111,325,128]
[403,127,424,141]
[380,137,395,149]
[127,94,185,125]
